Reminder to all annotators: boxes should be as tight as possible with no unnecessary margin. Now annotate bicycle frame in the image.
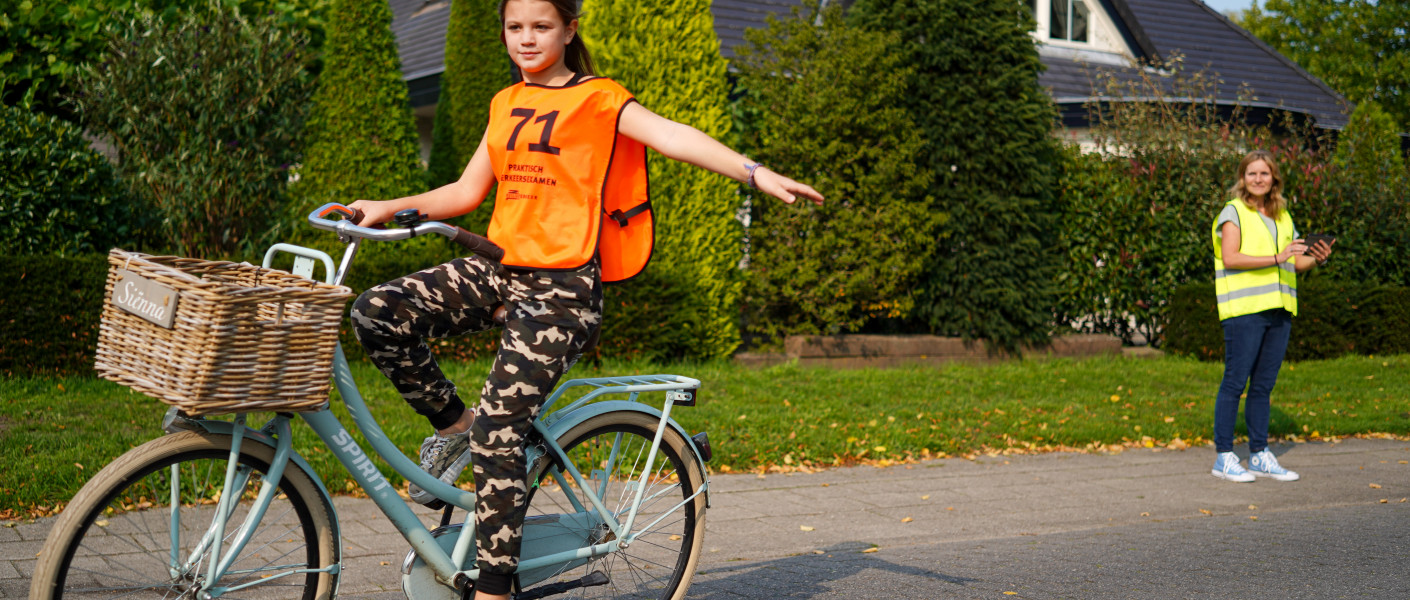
[175,243,709,596]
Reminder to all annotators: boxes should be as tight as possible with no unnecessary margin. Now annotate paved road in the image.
[4,439,1407,599]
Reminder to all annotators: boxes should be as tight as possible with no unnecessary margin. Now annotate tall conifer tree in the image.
[579,0,742,358]
[295,0,423,230]
[850,0,1061,352]
[426,0,509,198]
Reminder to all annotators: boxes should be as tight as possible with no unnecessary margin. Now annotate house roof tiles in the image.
[1040,0,1350,129]
[388,0,1348,128]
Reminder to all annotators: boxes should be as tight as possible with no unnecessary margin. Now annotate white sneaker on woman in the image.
[1211,451,1255,482]
[1248,449,1299,481]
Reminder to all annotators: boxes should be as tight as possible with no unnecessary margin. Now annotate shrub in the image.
[732,0,932,341]
[848,0,1062,353]
[71,2,314,258]
[1054,61,1247,346]
[1165,278,1410,362]
[1053,54,1410,346]
[1333,100,1405,175]
[0,103,146,255]
[289,0,425,254]
[1,0,327,122]
[0,254,110,376]
[580,0,743,360]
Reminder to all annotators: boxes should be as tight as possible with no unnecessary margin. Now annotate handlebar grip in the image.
[452,227,505,262]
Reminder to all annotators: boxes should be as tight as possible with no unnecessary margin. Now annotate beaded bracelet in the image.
[744,162,763,189]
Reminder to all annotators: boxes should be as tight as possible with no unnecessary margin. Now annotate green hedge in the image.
[1165,278,1410,362]
[0,254,110,376]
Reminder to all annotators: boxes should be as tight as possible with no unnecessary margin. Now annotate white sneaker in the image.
[1212,452,1255,482]
[1248,449,1299,482]
[407,430,473,505]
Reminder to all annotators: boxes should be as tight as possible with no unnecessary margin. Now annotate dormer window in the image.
[1049,0,1089,43]
[1030,0,1129,56]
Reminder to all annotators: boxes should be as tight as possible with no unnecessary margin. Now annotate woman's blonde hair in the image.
[1229,149,1286,218]
[498,0,596,76]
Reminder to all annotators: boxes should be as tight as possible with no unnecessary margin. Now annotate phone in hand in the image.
[1303,233,1336,255]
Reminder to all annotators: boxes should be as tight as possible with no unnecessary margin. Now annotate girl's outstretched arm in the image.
[618,102,824,205]
[349,134,496,225]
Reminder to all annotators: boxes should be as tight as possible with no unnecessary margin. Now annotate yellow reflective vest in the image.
[1211,198,1297,321]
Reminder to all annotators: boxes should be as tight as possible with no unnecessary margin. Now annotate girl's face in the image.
[502,0,576,77]
[1243,159,1273,199]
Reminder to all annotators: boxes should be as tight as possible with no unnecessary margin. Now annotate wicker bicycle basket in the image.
[94,249,352,416]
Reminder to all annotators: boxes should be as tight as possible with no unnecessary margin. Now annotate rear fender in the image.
[540,401,710,507]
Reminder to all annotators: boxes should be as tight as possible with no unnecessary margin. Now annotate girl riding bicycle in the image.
[348,1,823,597]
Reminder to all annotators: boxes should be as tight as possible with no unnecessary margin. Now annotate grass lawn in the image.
[2,353,1406,518]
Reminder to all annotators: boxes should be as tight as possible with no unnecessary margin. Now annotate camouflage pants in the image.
[350,256,602,593]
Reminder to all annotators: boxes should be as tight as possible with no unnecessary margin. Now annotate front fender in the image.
[541,401,710,507]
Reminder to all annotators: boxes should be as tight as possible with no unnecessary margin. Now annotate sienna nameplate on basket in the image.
[112,269,179,328]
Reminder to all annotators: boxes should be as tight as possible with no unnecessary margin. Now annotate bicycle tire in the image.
[30,431,340,600]
[517,411,706,600]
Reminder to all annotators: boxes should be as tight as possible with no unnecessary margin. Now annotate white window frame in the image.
[1031,0,1093,48]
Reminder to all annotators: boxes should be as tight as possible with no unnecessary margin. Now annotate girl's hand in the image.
[754,167,824,206]
[346,199,398,227]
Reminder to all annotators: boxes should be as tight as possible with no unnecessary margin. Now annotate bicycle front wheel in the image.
[30,430,340,600]
[519,411,707,600]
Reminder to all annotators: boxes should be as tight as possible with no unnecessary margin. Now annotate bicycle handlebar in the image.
[308,203,505,263]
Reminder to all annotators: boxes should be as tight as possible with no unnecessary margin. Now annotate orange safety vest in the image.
[485,76,653,282]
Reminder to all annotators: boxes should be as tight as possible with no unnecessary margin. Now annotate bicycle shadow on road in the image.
[688,542,978,599]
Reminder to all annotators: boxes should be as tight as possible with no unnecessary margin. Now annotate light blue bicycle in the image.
[31,203,712,600]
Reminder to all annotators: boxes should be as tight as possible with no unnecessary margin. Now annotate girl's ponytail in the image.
[565,34,596,76]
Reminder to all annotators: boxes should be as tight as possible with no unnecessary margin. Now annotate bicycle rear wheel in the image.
[518,411,706,600]
[30,431,339,600]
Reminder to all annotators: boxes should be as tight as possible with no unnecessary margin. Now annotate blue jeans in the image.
[1214,309,1292,453]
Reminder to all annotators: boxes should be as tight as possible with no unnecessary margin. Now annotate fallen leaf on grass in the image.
[812,550,824,555]
[1249,516,1258,521]
[1004,593,1018,596]
[921,495,930,500]
[901,517,913,523]
[1370,483,1382,489]
[1164,416,1175,423]
[862,547,878,553]
[1140,512,1150,517]
[1380,499,1389,504]
[800,526,815,532]
[1248,505,1258,510]
[1199,509,1212,516]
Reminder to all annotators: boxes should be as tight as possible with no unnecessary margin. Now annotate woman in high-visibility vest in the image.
[1209,150,1332,483]
[348,1,824,597]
